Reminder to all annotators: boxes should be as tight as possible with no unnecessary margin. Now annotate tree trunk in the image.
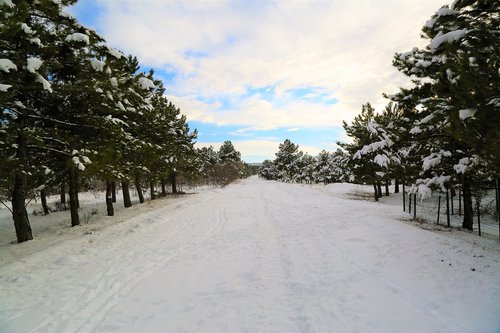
[394,179,400,193]
[377,182,382,199]
[373,183,379,202]
[385,182,389,196]
[161,177,167,196]
[462,175,473,230]
[41,188,50,215]
[60,180,66,204]
[68,167,80,226]
[150,180,156,200]
[11,133,33,243]
[111,181,117,203]
[134,171,145,204]
[75,172,80,209]
[122,180,132,208]
[12,175,33,243]
[171,172,178,194]
[106,179,114,216]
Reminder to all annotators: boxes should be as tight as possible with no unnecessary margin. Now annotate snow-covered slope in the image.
[1,177,499,333]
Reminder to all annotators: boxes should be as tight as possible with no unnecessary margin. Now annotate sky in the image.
[68,0,446,163]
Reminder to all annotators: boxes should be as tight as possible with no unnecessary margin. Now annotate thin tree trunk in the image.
[395,179,399,194]
[446,190,450,227]
[437,196,441,225]
[41,188,49,215]
[462,175,473,230]
[150,180,156,200]
[122,180,132,208]
[161,177,167,196]
[403,183,406,212]
[106,179,114,216]
[68,167,80,226]
[377,182,382,199]
[11,133,33,243]
[171,172,178,194]
[385,182,389,196]
[60,180,66,204]
[75,172,80,209]
[111,181,116,203]
[476,200,481,236]
[134,171,145,204]
[373,183,378,202]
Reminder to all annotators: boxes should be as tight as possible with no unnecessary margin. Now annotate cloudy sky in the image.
[69,0,445,163]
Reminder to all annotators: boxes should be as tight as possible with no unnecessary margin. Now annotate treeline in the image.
[260,0,499,231]
[259,139,350,184]
[0,1,248,243]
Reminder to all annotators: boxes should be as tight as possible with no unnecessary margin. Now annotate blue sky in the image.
[68,0,444,163]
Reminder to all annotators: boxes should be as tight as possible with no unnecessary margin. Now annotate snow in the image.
[138,77,156,90]
[20,23,32,34]
[65,33,90,45]
[429,29,468,52]
[26,57,43,73]
[0,178,499,333]
[0,0,14,7]
[0,58,17,72]
[436,7,458,17]
[35,74,52,93]
[29,37,42,46]
[107,48,123,59]
[0,84,12,92]
[459,108,477,120]
[110,77,118,87]
[91,59,105,72]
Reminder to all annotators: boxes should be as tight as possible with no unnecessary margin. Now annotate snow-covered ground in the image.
[1,176,499,333]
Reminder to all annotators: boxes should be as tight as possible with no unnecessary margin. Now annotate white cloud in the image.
[95,0,443,127]
[76,0,446,160]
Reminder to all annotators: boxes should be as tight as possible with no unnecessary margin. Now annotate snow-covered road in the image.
[1,177,499,332]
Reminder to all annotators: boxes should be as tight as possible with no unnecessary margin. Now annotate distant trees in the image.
[258,139,350,184]
[196,140,248,187]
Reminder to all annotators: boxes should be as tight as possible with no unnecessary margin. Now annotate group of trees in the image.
[0,1,247,244]
[261,0,499,231]
[346,0,498,230]
[197,140,255,187]
[259,139,350,184]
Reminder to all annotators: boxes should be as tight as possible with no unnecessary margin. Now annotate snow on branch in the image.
[0,59,17,72]
[429,29,468,52]
[65,33,90,45]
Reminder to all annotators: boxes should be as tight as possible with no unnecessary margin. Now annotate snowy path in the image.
[1,177,499,333]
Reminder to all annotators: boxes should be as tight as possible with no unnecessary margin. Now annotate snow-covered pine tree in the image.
[389,0,499,229]
[274,139,302,182]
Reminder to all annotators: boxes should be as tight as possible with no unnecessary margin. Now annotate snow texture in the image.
[459,108,477,120]
[429,29,468,52]
[65,33,90,44]
[0,58,17,72]
[0,0,14,7]
[26,57,43,73]
[108,48,123,59]
[437,7,458,17]
[91,59,105,72]
[1,178,499,333]
[20,23,32,34]
[35,74,52,92]
[0,84,12,92]
[138,77,156,90]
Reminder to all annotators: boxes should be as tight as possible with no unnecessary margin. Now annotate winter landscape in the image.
[1,177,499,333]
[1,0,499,332]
